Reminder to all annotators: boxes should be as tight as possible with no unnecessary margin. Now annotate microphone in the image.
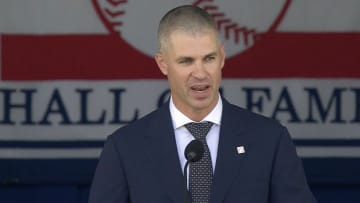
[185,139,204,162]
[183,139,204,203]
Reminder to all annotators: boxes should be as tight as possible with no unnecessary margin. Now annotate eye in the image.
[178,58,193,65]
[205,55,216,63]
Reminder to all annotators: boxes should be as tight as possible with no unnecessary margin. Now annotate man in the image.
[89,5,317,203]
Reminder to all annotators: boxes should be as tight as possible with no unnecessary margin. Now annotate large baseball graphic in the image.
[93,0,291,58]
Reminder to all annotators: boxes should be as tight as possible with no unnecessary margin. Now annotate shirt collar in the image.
[169,95,223,129]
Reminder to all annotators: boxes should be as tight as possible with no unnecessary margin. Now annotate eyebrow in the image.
[204,52,217,58]
[176,56,194,63]
[175,51,218,62]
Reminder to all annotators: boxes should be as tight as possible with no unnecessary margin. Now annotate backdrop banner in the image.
[0,0,359,184]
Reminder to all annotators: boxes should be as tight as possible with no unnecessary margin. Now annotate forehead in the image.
[166,30,219,57]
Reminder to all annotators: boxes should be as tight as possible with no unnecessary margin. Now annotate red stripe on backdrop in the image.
[1,33,360,80]
[226,32,360,78]
[1,34,162,80]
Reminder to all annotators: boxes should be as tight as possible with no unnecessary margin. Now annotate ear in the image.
[155,52,168,76]
[220,44,226,69]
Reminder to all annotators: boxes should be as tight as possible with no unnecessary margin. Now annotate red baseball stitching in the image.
[193,0,257,46]
[96,0,258,46]
[101,0,128,34]
[107,0,127,7]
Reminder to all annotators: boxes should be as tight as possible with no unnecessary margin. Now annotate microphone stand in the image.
[183,139,203,203]
[183,161,190,203]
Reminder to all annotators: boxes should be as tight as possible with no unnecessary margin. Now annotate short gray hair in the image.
[157,5,219,52]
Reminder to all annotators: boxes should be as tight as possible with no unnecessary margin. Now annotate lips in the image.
[190,84,211,100]
[191,84,209,91]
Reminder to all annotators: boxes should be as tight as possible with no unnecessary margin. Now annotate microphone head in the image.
[185,139,204,162]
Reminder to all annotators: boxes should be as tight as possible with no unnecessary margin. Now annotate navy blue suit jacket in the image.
[89,99,317,203]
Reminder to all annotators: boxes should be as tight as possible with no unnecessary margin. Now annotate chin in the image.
[190,99,213,111]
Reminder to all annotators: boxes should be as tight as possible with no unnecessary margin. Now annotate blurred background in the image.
[0,0,359,202]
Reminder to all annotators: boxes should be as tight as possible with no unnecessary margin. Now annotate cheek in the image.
[167,69,187,89]
[169,66,189,79]
[211,71,222,89]
[209,66,222,79]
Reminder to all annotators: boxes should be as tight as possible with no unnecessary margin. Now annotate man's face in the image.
[155,30,225,121]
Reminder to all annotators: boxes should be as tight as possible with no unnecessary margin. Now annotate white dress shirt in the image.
[169,96,223,175]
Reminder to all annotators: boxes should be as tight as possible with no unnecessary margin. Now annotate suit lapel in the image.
[141,100,251,202]
[143,104,184,202]
[211,100,249,203]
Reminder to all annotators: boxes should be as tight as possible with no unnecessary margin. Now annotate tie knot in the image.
[185,121,213,140]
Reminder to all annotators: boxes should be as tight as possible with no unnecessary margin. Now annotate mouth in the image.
[191,85,209,91]
[190,84,210,97]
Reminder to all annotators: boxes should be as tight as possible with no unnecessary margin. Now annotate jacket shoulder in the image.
[108,104,170,142]
[226,101,282,127]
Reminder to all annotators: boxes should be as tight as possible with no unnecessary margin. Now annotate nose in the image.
[192,62,207,79]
